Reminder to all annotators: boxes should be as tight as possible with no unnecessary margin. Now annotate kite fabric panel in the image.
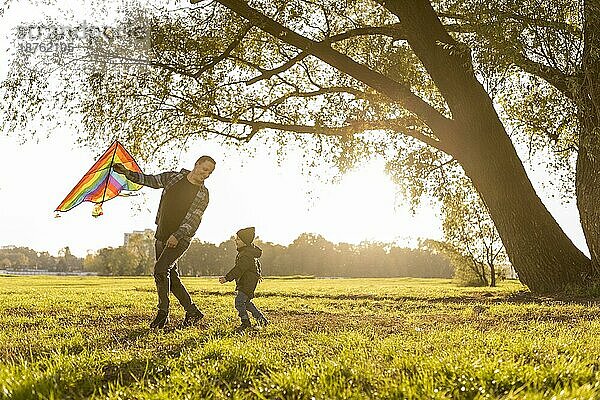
[55,140,143,217]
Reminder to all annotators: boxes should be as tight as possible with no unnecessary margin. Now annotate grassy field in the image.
[1,276,600,399]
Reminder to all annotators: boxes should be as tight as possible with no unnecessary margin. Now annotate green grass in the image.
[1,276,600,399]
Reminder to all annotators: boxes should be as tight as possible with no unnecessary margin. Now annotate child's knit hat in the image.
[236,227,255,245]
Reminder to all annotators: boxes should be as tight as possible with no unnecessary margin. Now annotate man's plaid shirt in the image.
[124,169,209,243]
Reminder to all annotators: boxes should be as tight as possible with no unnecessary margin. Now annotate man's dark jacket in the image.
[123,169,209,243]
[225,245,262,298]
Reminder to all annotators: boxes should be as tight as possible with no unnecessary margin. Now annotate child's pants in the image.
[235,290,265,321]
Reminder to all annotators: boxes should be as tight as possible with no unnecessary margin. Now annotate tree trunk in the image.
[385,0,592,293]
[490,264,496,287]
[452,110,591,292]
[576,0,600,277]
[474,260,488,286]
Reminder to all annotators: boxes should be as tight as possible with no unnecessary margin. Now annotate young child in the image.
[219,227,269,331]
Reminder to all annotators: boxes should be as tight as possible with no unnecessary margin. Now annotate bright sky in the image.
[0,1,589,258]
[0,133,444,256]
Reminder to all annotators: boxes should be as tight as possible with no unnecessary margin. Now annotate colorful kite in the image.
[55,140,143,217]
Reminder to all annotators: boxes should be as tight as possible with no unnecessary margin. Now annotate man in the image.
[113,155,215,329]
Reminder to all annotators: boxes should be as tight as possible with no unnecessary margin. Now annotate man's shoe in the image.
[235,319,251,332]
[182,309,204,327]
[150,311,169,329]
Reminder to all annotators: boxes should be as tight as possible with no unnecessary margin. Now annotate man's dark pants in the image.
[154,239,198,314]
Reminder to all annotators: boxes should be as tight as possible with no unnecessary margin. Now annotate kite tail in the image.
[118,192,139,197]
[92,203,104,218]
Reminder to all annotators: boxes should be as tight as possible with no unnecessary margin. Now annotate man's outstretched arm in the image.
[113,163,172,189]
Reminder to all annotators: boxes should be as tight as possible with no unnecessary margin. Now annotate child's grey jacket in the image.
[225,245,263,298]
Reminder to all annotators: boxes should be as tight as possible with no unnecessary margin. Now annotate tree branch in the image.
[193,22,253,77]
[207,0,454,140]
[204,111,446,150]
[261,86,374,109]
[246,24,406,85]
[437,11,582,38]
[247,52,308,85]
[512,53,578,100]
[436,9,581,99]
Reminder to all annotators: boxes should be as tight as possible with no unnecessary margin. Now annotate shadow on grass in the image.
[182,289,600,306]
[264,306,600,335]
[130,283,600,305]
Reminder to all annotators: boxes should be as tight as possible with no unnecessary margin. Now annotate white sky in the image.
[0,133,444,256]
[0,1,589,258]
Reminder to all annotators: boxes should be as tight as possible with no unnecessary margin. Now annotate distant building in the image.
[124,229,154,246]
[0,245,16,250]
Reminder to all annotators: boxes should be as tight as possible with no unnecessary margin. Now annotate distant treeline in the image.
[1,233,452,278]
[0,246,82,272]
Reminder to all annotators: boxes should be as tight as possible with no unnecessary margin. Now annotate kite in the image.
[55,140,143,217]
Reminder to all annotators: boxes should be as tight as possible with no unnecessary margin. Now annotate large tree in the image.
[431,0,600,282]
[1,0,597,292]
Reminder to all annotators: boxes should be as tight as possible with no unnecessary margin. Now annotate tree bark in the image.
[452,106,590,292]
[576,0,600,277]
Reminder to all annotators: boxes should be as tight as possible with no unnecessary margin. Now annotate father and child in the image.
[113,157,268,332]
